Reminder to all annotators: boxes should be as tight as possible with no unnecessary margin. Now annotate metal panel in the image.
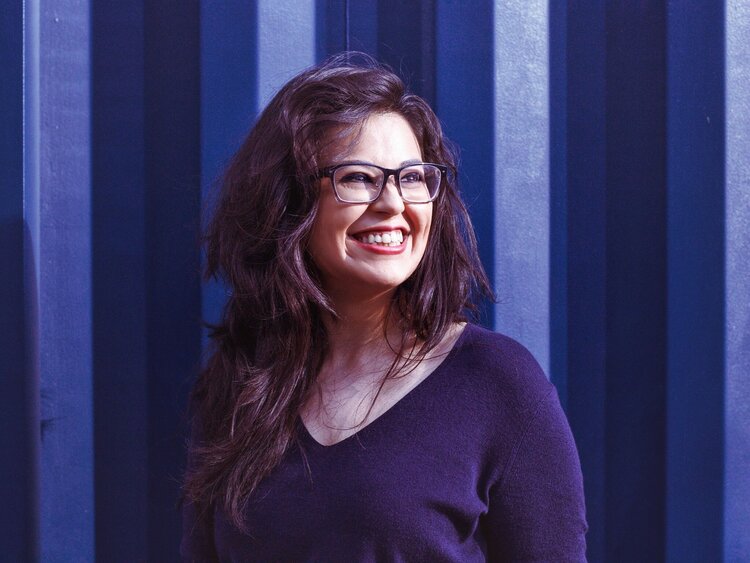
[725,1,750,559]
[0,1,38,560]
[257,0,316,109]
[435,0,495,328]
[553,3,608,559]
[554,3,670,560]
[200,1,258,335]
[346,1,378,55]
[492,0,550,374]
[604,3,668,560]
[666,2,726,561]
[317,0,378,57]
[377,0,435,106]
[91,0,148,559]
[7,1,748,560]
[143,1,202,559]
[317,0,347,57]
[548,0,568,407]
[33,0,95,560]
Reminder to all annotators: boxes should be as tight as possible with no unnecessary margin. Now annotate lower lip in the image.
[349,235,408,255]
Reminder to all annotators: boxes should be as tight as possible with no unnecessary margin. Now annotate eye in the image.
[333,165,383,194]
[340,172,376,184]
[400,168,426,186]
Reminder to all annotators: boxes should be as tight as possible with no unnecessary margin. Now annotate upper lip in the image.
[349,226,409,237]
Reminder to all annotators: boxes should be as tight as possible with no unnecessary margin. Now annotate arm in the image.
[482,388,588,562]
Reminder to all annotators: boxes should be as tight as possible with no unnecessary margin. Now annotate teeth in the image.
[357,230,405,246]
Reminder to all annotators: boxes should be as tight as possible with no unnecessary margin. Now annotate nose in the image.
[371,174,405,213]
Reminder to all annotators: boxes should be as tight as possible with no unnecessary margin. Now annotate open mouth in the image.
[351,229,406,247]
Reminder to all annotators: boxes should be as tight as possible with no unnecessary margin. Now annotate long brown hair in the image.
[183,52,492,530]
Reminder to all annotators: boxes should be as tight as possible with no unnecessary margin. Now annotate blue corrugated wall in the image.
[2,1,748,561]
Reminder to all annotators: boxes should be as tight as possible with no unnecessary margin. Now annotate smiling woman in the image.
[181,53,587,562]
[309,113,433,295]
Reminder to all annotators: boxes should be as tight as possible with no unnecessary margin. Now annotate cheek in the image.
[309,205,357,260]
[413,206,433,242]
[413,211,435,270]
[309,225,338,268]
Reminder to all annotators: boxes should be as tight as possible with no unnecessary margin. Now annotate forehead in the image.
[320,112,422,165]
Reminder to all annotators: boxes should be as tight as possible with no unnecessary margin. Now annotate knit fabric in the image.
[181,323,588,562]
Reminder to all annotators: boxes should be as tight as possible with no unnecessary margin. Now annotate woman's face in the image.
[308,112,433,299]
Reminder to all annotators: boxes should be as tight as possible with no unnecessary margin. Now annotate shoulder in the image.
[444,325,587,557]
[449,323,554,414]
[442,323,566,471]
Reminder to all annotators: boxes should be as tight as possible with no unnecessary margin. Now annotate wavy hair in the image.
[183,53,492,531]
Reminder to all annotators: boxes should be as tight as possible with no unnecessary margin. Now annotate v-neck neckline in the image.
[297,323,473,449]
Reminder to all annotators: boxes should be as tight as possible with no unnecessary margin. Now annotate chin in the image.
[334,269,413,296]
[357,276,408,293]
[366,267,417,288]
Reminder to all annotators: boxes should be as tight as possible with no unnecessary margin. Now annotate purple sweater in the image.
[182,324,588,561]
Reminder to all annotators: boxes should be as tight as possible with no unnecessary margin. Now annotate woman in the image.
[182,53,587,562]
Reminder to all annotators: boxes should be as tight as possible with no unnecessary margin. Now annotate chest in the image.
[298,372,426,447]
[213,401,494,562]
[299,356,444,447]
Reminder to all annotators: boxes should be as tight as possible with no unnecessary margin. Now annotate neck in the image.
[323,287,396,358]
[316,286,411,386]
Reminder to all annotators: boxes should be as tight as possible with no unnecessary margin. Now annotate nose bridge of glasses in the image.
[381,168,399,189]
[373,169,405,206]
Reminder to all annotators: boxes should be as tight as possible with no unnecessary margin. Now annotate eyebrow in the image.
[334,159,424,168]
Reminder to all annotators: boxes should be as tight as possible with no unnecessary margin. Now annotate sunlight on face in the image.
[308,113,433,300]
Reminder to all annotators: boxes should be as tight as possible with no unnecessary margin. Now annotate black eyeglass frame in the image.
[317,162,449,204]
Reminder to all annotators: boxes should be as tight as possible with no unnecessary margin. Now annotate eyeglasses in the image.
[318,162,447,204]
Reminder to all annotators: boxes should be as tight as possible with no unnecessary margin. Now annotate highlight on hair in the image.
[182,52,492,531]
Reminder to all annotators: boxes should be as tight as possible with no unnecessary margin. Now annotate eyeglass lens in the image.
[332,164,441,203]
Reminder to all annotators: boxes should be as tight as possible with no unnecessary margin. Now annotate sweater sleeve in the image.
[482,387,588,562]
